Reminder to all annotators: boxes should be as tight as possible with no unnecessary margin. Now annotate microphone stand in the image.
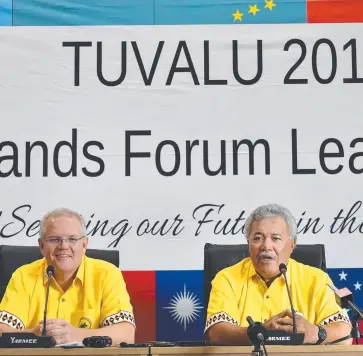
[280,265,297,334]
[251,336,268,356]
[351,318,360,345]
[251,342,263,356]
[42,268,53,336]
[348,302,363,345]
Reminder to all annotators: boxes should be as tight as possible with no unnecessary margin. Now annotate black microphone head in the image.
[279,263,287,273]
[46,265,54,276]
[247,321,268,343]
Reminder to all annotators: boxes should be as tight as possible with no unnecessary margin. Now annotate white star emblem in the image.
[163,284,203,331]
[354,281,362,291]
[339,271,347,281]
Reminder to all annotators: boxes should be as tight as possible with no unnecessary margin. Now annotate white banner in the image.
[0,24,362,270]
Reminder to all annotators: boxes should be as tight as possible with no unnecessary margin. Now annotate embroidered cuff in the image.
[320,311,351,326]
[0,310,24,330]
[102,310,135,328]
[204,311,239,333]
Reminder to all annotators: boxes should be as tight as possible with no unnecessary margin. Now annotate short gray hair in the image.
[244,203,297,241]
[39,208,86,239]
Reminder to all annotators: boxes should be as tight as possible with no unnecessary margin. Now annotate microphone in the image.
[42,265,54,337]
[327,284,363,319]
[246,316,268,343]
[279,263,297,334]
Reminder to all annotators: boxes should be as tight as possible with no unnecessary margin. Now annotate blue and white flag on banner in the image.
[156,271,204,341]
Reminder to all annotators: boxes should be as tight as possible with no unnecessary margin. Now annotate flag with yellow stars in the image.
[153,0,305,25]
[159,0,306,25]
[157,0,306,25]
[230,0,305,24]
[154,0,361,25]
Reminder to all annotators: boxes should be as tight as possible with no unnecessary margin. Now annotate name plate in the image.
[264,331,304,345]
[0,332,56,348]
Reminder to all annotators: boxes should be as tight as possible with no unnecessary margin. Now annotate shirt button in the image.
[264,319,267,322]
[266,295,270,299]
[61,298,65,302]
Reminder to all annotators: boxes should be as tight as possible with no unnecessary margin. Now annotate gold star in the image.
[232,9,244,21]
[264,0,276,11]
[248,4,260,16]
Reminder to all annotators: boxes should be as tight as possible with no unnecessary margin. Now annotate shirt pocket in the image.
[72,309,99,329]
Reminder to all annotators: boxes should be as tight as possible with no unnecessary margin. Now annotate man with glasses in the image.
[0,208,135,346]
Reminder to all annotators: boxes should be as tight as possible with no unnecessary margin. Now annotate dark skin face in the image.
[248,216,296,282]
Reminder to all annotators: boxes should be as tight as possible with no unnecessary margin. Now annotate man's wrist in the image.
[308,324,320,344]
[73,327,88,342]
[74,327,101,342]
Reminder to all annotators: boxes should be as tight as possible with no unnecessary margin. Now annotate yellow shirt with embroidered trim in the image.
[205,257,350,333]
[0,255,135,330]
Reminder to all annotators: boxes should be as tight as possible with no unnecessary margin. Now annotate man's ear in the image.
[246,237,251,252]
[82,236,89,253]
[291,239,296,251]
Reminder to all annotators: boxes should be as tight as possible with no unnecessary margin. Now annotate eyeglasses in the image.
[43,236,85,245]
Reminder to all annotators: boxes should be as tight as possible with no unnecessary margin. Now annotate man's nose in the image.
[261,237,273,250]
[58,239,71,247]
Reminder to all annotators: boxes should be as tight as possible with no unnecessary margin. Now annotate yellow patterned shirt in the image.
[0,255,135,330]
[205,257,350,332]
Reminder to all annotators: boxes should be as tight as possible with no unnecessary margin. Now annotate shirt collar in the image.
[42,258,49,284]
[246,258,258,279]
[42,255,86,286]
[246,257,291,284]
[76,255,86,285]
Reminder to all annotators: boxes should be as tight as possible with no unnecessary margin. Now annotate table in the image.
[1,346,363,356]
[0,348,148,356]
[153,345,363,356]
